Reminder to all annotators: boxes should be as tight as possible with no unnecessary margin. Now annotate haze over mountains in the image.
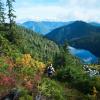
[22,21,72,35]
[89,22,100,27]
[21,20,100,35]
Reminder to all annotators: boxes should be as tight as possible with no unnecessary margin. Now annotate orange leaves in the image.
[24,81,33,91]
[15,54,32,67]
[15,54,46,71]
[0,54,46,93]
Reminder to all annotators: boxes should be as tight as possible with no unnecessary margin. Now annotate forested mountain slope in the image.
[0,25,60,62]
[45,21,100,57]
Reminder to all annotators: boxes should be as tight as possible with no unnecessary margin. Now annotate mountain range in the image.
[21,21,100,35]
[21,21,73,35]
[20,20,100,59]
[45,21,100,57]
[89,22,100,27]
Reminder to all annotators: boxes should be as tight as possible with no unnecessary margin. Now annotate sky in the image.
[9,0,100,22]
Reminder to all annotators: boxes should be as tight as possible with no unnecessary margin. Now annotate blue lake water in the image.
[68,46,98,64]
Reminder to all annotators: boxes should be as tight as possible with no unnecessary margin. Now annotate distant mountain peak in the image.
[73,20,87,23]
[21,21,72,35]
[68,20,90,27]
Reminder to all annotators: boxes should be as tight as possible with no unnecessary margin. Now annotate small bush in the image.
[38,78,65,100]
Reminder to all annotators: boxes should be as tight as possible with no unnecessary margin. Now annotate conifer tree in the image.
[63,40,69,52]
[0,0,5,24]
[6,0,16,30]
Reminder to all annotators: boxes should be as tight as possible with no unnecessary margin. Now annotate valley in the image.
[0,0,100,100]
[22,20,100,64]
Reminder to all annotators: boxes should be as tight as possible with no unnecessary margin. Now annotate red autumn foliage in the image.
[0,75,16,87]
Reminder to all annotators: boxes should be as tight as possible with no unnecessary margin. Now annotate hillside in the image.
[45,21,100,57]
[21,21,72,35]
[1,0,100,99]
[0,25,85,99]
[0,25,60,62]
[0,25,100,99]
[70,34,100,58]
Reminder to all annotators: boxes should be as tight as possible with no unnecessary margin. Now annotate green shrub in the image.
[19,95,32,100]
[38,78,65,100]
[19,87,32,100]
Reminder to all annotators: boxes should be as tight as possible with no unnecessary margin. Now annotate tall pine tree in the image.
[6,0,16,30]
[0,0,5,24]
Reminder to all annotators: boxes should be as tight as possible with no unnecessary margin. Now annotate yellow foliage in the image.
[15,54,46,73]
[31,59,45,71]
[21,54,32,66]
[92,86,97,97]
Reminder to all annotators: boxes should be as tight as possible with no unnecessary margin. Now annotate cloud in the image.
[14,0,100,22]
[16,6,64,22]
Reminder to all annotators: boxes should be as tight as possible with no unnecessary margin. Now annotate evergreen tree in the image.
[0,0,5,24]
[6,0,16,30]
[63,40,69,52]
